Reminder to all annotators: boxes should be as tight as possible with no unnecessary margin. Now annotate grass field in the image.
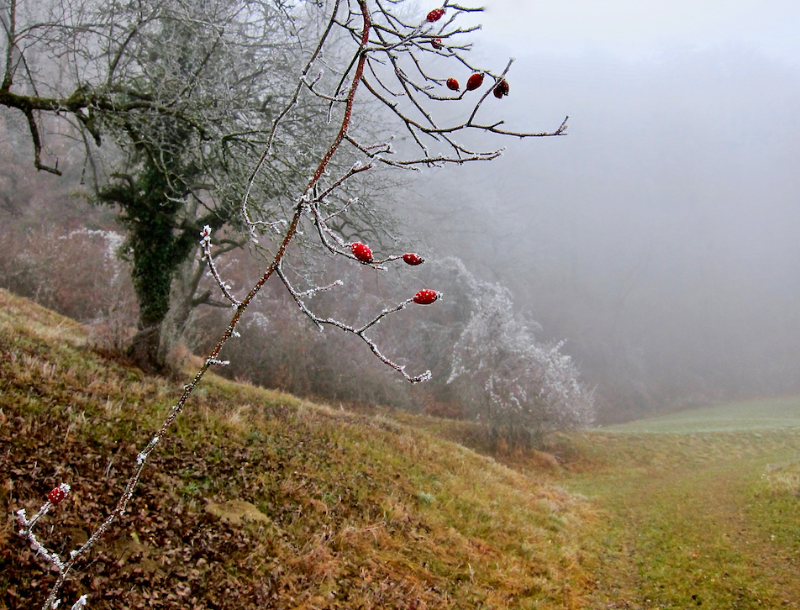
[296,392,800,609]
[3,287,800,610]
[403,388,800,608]
[555,428,800,609]
[601,396,800,433]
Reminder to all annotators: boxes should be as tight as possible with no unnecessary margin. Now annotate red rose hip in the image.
[351,242,373,263]
[402,253,425,266]
[493,79,510,98]
[466,73,484,91]
[48,485,68,505]
[413,289,439,305]
[431,38,443,50]
[426,8,445,22]
[446,78,459,91]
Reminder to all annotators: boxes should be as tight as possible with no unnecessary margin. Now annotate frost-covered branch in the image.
[16,484,71,574]
[276,264,435,383]
[200,226,241,306]
[15,0,570,606]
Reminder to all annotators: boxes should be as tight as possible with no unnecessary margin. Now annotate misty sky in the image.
[479,0,800,63]
[403,0,800,413]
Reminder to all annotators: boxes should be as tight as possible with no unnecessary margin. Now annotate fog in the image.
[2,0,797,423]
[401,24,800,420]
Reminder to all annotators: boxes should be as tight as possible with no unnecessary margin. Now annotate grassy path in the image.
[560,431,800,609]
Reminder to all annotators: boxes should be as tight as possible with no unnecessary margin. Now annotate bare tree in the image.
[1,0,351,371]
[14,0,569,607]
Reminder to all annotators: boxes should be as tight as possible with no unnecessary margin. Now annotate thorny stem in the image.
[20,0,570,605]
[32,2,373,608]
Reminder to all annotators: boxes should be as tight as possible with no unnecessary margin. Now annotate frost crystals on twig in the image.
[276,264,431,383]
[16,485,91,608]
[200,226,241,306]
[15,1,566,607]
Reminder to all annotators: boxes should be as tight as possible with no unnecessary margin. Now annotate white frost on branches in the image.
[449,282,595,438]
[7,0,571,605]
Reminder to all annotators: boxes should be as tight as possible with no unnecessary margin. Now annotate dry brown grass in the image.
[0,288,593,609]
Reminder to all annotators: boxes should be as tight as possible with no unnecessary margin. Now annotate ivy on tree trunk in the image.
[98,145,225,372]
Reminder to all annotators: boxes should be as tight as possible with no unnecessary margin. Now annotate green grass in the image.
[5,286,800,610]
[554,430,800,609]
[327,382,800,609]
[601,396,800,433]
[414,394,800,609]
[0,288,592,610]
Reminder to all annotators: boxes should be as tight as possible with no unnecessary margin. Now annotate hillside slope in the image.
[392,391,800,609]
[0,289,592,610]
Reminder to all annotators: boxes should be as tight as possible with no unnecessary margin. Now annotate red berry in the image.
[350,242,373,263]
[446,78,459,91]
[402,253,425,266]
[466,73,484,91]
[431,38,443,50]
[48,486,67,505]
[413,289,439,305]
[493,79,510,99]
[426,8,445,22]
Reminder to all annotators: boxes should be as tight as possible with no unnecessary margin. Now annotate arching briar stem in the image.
[35,3,373,608]
[20,1,573,605]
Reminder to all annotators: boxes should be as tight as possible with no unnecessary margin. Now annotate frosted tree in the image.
[12,0,569,607]
[449,283,595,445]
[1,0,358,371]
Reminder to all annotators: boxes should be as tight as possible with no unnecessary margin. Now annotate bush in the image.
[449,278,595,446]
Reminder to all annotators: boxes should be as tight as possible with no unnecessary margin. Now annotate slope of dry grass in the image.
[0,289,593,610]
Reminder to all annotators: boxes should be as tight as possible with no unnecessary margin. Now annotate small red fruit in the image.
[446,78,459,91]
[466,73,484,91]
[402,253,425,266]
[493,79,510,99]
[426,8,445,23]
[351,242,373,263]
[48,486,67,505]
[413,289,439,305]
[431,38,443,50]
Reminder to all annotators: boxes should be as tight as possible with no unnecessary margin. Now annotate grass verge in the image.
[554,430,800,609]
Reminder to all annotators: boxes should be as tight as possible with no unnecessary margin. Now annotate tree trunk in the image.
[125,213,188,373]
[128,253,208,373]
[128,323,164,373]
